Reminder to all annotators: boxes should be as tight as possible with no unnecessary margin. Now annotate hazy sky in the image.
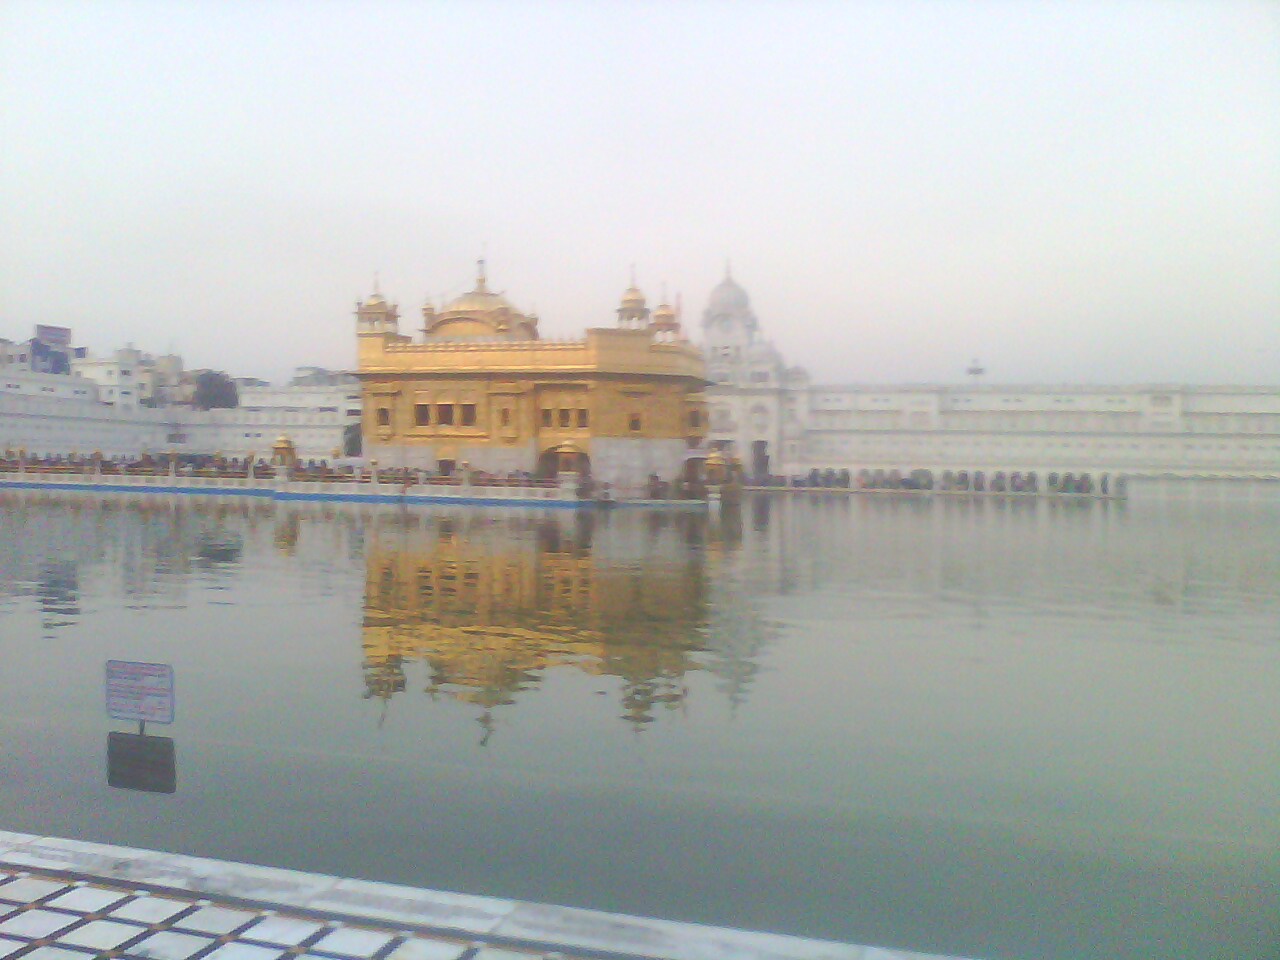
[2,0,1277,385]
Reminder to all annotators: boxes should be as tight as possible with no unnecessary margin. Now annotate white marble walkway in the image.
[0,832,972,960]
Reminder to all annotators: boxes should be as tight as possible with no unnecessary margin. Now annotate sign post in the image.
[105,661,177,794]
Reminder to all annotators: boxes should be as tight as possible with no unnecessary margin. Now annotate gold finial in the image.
[373,271,381,295]
[630,263,637,286]
[476,257,487,292]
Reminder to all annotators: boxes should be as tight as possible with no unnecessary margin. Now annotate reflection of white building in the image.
[703,273,1280,480]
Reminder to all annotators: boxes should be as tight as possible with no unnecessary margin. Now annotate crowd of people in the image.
[749,466,1126,495]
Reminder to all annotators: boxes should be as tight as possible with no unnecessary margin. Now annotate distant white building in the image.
[1,325,85,376]
[206,370,361,460]
[72,346,184,408]
[702,273,1280,480]
[1,356,360,461]
[2,368,101,403]
[238,372,360,418]
[0,386,170,457]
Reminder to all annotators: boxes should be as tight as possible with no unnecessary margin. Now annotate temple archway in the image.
[537,443,590,478]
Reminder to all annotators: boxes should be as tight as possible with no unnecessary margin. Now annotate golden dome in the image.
[621,286,645,308]
[424,262,538,341]
[440,260,520,317]
[442,287,517,315]
[652,302,677,324]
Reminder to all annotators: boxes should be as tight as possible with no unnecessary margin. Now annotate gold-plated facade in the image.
[355,264,708,485]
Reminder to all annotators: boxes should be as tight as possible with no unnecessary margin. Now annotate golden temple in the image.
[355,263,708,489]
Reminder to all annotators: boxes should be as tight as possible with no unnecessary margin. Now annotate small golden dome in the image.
[621,286,645,308]
[652,302,676,324]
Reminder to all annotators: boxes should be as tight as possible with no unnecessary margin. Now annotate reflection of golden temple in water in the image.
[361,513,716,734]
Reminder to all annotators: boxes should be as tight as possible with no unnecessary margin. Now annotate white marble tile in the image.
[45,884,131,912]
[0,831,44,857]
[239,914,325,946]
[0,876,69,903]
[494,902,871,960]
[173,904,259,935]
[0,908,79,939]
[108,894,190,924]
[20,947,86,960]
[383,937,469,960]
[203,943,288,960]
[0,936,26,959]
[0,838,329,909]
[56,918,142,950]
[0,836,177,882]
[470,947,543,960]
[126,929,218,960]
[310,925,396,956]
[308,879,514,934]
[151,857,339,907]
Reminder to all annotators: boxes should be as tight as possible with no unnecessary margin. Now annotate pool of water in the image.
[1,487,1277,959]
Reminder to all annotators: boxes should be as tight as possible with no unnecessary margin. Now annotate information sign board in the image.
[106,660,176,724]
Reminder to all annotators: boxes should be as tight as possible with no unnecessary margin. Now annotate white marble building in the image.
[0,370,360,461]
[702,273,1280,480]
[72,346,184,407]
[2,369,100,403]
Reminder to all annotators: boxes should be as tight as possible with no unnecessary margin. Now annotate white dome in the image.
[702,273,758,335]
[708,275,749,313]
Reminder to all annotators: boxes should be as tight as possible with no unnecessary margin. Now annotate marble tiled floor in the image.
[0,867,475,960]
[0,832,971,960]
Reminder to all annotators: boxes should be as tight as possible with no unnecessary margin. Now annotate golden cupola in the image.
[355,281,400,335]
[421,260,539,341]
[651,296,680,340]
[616,269,650,328]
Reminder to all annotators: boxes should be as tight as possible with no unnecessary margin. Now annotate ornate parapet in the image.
[360,327,705,381]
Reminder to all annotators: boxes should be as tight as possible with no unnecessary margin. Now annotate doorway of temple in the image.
[536,444,590,478]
